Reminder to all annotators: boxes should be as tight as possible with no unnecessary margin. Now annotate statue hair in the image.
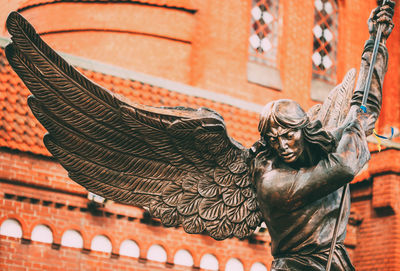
[251,99,337,160]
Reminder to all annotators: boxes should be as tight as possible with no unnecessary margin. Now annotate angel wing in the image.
[5,12,263,240]
[308,68,357,130]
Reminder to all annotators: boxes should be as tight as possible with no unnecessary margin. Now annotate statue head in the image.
[257,99,336,165]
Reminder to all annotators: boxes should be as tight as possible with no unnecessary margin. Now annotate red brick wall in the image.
[0,236,188,271]
[1,0,400,270]
[351,180,400,270]
[0,149,272,270]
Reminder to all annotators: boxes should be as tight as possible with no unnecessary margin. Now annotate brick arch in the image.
[198,252,221,271]
[0,215,27,239]
[223,252,258,271]
[116,238,142,259]
[87,230,116,254]
[220,256,246,271]
[181,246,220,267]
[170,245,195,261]
[202,246,225,264]
[27,219,58,243]
[247,261,270,271]
[114,235,143,256]
[59,225,88,249]
[143,242,170,262]
[171,246,196,267]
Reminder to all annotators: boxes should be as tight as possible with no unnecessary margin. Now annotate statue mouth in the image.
[281,152,295,159]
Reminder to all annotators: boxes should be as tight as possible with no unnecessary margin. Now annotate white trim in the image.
[0,36,11,47]
[247,61,282,90]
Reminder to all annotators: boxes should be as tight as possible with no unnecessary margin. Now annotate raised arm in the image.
[349,1,394,135]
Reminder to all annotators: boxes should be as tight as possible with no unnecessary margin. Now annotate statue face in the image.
[266,126,305,163]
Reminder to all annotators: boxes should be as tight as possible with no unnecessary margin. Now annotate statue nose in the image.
[278,137,288,150]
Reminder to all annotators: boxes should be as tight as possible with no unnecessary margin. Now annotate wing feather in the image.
[183,215,205,234]
[6,12,263,240]
[6,12,122,112]
[28,97,180,176]
[315,68,357,130]
[44,135,168,193]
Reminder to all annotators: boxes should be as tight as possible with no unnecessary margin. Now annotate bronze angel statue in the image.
[4,0,395,270]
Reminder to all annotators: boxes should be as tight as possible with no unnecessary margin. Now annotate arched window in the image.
[249,0,280,67]
[0,219,22,238]
[174,249,194,267]
[147,244,167,263]
[119,239,140,258]
[61,229,83,248]
[248,0,282,89]
[91,235,112,253]
[31,224,53,243]
[200,254,219,271]
[311,0,339,100]
[225,258,244,271]
[251,262,268,271]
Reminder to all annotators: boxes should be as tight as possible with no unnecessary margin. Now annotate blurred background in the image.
[0,0,399,270]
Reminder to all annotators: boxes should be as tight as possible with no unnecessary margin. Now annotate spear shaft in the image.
[325,185,348,271]
[361,0,388,113]
[326,1,387,270]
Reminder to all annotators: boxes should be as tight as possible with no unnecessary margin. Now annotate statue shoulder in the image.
[251,151,273,173]
[250,151,279,189]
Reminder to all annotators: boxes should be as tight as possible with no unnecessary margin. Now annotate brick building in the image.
[0,0,399,270]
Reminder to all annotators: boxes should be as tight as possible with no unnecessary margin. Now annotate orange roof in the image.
[0,48,259,158]
[18,0,196,12]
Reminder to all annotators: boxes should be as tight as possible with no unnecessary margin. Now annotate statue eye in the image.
[286,131,295,139]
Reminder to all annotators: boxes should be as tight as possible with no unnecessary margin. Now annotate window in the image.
[174,249,194,267]
[225,258,244,271]
[31,224,53,243]
[0,219,22,238]
[248,0,282,89]
[251,262,268,271]
[200,254,219,270]
[249,0,279,67]
[311,0,339,100]
[91,235,112,253]
[119,239,140,258]
[61,230,83,248]
[147,244,167,262]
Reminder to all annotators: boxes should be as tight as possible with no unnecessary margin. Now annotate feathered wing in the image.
[308,69,357,130]
[5,12,262,240]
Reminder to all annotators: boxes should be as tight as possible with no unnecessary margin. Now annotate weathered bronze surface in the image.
[4,1,394,270]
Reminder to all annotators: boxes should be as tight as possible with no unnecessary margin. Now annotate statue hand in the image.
[368,0,395,43]
[333,107,375,141]
[353,109,376,136]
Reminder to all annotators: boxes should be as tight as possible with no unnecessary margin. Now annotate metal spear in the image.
[360,0,389,113]
[326,1,389,270]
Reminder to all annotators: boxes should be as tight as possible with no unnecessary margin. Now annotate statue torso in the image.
[253,156,350,257]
